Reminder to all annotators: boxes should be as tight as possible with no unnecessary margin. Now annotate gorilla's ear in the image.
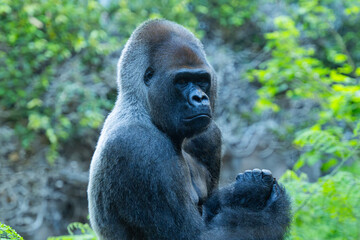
[144,67,155,86]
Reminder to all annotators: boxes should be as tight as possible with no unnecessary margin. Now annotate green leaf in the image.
[354,121,360,137]
[0,222,24,240]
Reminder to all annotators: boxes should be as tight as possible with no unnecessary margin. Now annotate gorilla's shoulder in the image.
[98,122,173,160]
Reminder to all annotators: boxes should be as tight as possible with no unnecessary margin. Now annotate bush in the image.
[250,4,360,172]
[0,0,113,162]
[249,1,360,238]
[282,170,360,239]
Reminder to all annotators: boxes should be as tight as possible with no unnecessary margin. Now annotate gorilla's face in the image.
[172,67,212,133]
[145,42,214,142]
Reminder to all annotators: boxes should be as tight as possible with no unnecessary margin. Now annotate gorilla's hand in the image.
[233,169,276,211]
[203,169,291,240]
[203,169,277,221]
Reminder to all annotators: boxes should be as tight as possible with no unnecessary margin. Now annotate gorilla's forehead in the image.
[154,40,207,69]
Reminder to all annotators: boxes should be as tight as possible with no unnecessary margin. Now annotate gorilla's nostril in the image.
[192,95,202,103]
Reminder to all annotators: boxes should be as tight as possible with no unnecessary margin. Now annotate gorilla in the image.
[88,19,291,240]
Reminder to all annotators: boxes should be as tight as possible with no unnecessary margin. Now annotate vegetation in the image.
[47,223,96,240]
[0,0,114,162]
[0,222,24,240]
[283,170,360,239]
[1,0,360,239]
[250,1,360,238]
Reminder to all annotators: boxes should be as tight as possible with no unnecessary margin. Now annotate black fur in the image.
[88,19,291,240]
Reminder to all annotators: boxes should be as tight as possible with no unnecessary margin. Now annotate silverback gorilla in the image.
[88,19,291,240]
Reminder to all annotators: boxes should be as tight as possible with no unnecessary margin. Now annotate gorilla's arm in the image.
[90,125,206,240]
[202,169,292,240]
[182,121,222,190]
[184,124,291,240]
[183,123,291,240]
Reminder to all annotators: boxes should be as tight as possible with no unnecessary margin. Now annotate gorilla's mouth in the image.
[183,114,211,122]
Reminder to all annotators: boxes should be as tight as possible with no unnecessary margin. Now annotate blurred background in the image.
[0,0,360,239]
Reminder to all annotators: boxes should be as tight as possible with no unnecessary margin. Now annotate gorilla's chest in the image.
[182,151,210,215]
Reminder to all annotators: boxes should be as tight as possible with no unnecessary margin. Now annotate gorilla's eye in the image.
[144,67,155,86]
[197,80,210,92]
[177,79,187,86]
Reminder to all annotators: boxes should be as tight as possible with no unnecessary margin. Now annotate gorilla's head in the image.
[117,19,217,143]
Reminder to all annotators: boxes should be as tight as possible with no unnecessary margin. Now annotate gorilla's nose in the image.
[189,88,209,107]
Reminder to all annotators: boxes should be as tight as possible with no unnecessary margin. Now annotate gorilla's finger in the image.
[261,169,273,183]
[236,173,244,181]
[244,170,253,180]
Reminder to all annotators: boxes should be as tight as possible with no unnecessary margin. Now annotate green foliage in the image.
[282,170,360,239]
[0,0,114,162]
[286,0,360,66]
[107,0,199,39]
[293,127,354,171]
[106,0,259,41]
[48,222,97,240]
[192,0,258,27]
[250,2,360,171]
[250,15,330,112]
[0,222,24,240]
[249,1,360,238]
